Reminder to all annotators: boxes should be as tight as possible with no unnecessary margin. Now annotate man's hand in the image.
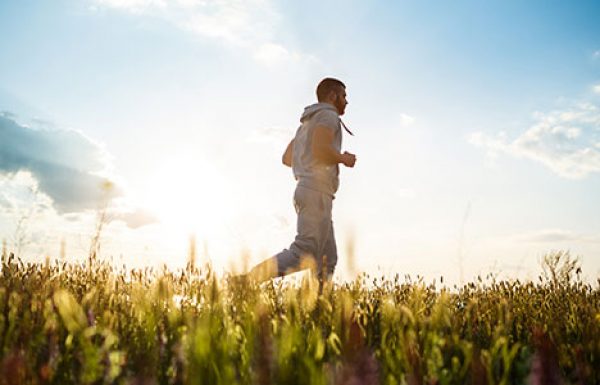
[313,125,357,167]
[340,151,356,168]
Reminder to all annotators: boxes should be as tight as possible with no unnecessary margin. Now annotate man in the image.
[248,77,356,283]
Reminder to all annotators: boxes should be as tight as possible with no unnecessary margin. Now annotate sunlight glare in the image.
[142,153,235,242]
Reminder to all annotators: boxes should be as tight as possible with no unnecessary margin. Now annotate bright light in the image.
[142,152,235,242]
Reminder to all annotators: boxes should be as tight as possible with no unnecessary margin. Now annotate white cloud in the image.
[181,2,272,45]
[0,114,156,228]
[0,172,53,215]
[111,208,158,228]
[253,43,306,67]
[248,125,291,143]
[399,113,415,127]
[593,84,600,94]
[92,0,312,66]
[514,229,600,243]
[0,114,119,213]
[95,0,166,11]
[469,101,600,179]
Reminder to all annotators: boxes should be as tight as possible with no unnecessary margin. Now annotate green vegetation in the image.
[0,251,598,385]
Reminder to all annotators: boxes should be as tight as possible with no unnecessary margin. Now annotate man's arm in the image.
[282,139,294,167]
[312,125,356,167]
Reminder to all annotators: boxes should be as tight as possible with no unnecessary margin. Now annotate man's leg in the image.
[318,221,338,282]
[248,186,332,282]
[247,248,295,282]
[287,186,332,275]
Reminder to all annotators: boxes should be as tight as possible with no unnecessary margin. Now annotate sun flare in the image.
[142,153,234,241]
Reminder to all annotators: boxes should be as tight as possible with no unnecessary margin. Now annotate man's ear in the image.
[333,92,339,102]
[327,90,337,103]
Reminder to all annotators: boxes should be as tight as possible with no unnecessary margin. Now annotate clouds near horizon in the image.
[514,228,600,243]
[0,114,119,213]
[0,114,159,231]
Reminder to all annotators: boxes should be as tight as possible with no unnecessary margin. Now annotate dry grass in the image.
[0,251,598,385]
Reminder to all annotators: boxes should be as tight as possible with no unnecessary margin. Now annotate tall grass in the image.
[0,251,598,385]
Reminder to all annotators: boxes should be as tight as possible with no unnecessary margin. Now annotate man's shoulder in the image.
[312,109,340,130]
[314,108,339,119]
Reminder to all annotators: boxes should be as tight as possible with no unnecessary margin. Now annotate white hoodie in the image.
[292,103,343,197]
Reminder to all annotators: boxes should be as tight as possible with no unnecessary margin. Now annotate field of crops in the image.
[0,251,598,385]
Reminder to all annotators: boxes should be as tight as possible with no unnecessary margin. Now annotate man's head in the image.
[316,77,348,115]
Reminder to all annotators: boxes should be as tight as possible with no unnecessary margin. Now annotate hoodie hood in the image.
[300,103,338,123]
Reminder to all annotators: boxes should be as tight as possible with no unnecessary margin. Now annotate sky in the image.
[1,0,599,284]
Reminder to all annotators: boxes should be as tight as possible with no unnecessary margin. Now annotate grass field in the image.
[0,250,598,385]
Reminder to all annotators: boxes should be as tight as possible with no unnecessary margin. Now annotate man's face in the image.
[333,87,348,115]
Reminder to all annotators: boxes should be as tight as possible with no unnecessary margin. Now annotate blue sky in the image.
[1,0,599,283]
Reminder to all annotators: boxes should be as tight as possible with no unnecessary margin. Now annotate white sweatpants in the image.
[251,185,338,281]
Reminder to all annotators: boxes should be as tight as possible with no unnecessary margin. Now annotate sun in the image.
[142,152,235,240]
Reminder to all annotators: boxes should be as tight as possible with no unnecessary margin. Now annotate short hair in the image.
[316,77,345,102]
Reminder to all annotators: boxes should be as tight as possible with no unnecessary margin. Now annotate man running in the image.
[248,77,356,283]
